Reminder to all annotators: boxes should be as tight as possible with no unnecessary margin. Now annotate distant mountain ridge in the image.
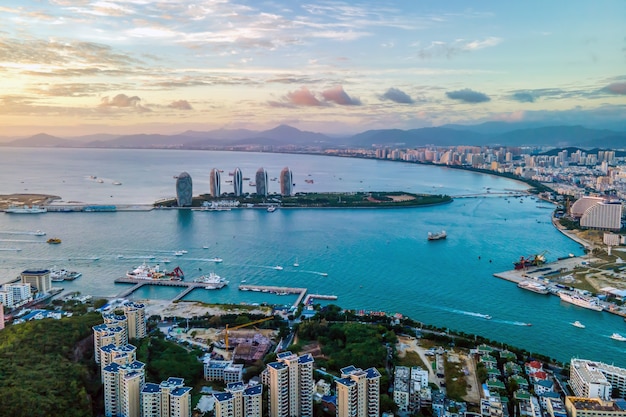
[3,122,626,149]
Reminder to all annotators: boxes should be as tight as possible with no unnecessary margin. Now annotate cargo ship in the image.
[513,252,546,270]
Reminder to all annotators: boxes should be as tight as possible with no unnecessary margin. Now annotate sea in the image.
[0,147,622,366]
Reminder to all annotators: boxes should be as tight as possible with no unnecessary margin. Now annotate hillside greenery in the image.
[0,312,103,417]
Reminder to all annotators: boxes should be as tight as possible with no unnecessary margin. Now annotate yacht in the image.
[571,321,585,328]
[174,251,184,256]
[193,272,229,289]
[610,333,626,342]
[558,292,603,312]
[293,258,300,267]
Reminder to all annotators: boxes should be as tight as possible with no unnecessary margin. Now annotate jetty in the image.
[238,285,336,308]
[114,277,213,301]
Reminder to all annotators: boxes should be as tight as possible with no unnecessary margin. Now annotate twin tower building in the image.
[176,167,293,207]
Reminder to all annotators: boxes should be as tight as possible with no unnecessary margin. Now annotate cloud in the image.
[380,88,414,104]
[28,83,123,97]
[286,87,322,106]
[321,86,361,106]
[511,92,535,103]
[168,100,193,110]
[603,82,626,95]
[446,89,490,103]
[99,93,150,112]
[417,37,502,59]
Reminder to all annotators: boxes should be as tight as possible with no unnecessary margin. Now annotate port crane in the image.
[217,317,274,358]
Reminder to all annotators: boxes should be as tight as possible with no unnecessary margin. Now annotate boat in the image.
[558,292,603,312]
[513,252,546,270]
[47,238,62,244]
[427,230,446,241]
[203,246,209,249]
[293,258,300,267]
[320,272,328,277]
[193,272,229,289]
[174,251,184,256]
[34,230,46,236]
[571,321,586,329]
[267,206,277,212]
[126,263,184,280]
[517,280,550,295]
[273,265,283,270]
[112,181,122,185]
[5,205,47,214]
[610,333,626,342]
[483,315,492,320]
[208,257,223,263]
[49,267,82,282]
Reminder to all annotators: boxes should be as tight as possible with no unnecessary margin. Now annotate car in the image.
[436,373,444,378]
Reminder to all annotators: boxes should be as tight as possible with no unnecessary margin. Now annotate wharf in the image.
[114,277,211,301]
[238,285,337,308]
[493,256,588,283]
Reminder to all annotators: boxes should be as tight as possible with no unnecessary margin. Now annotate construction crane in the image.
[221,316,274,353]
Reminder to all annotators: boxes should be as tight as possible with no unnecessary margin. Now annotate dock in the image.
[238,285,337,308]
[114,277,213,301]
[493,256,589,283]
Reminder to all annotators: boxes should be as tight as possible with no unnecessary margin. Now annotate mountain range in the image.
[2,122,625,149]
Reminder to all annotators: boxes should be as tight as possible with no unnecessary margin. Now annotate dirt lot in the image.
[143,299,273,319]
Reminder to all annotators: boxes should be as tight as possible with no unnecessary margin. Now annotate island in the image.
[156,191,453,209]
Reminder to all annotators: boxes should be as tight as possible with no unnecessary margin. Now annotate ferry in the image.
[558,292,603,312]
[427,230,446,241]
[610,333,626,342]
[571,321,585,329]
[517,280,549,295]
[5,205,47,214]
[126,263,184,280]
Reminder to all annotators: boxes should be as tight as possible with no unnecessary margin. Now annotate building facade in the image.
[336,365,381,417]
[256,168,268,197]
[279,167,293,196]
[266,351,314,417]
[580,202,622,231]
[210,168,221,197]
[564,397,626,417]
[20,269,51,293]
[213,382,262,417]
[570,359,613,400]
[175,172,193,207]
[124,302,147,340]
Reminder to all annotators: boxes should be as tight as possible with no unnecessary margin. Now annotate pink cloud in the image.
[321,86,361,105]
[168,99,193,110]
[603,82,626,95]
[286,87,322,106]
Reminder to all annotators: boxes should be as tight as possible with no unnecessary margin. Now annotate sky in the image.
[1,0,625,137]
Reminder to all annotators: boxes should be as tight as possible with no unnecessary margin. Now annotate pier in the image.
[238,285,337,308]
[114,277,212,301]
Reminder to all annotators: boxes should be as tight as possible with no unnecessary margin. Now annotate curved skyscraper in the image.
[256,167,268,197]
[280,167,293,196]
[233,167,243,196]
[176,172,193,207]
[210,168,221,197]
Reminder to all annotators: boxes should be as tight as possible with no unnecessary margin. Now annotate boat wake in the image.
[445,307,492,320]
[492,320,532,327]
[117,255,156,260]
[298,270,328,276]
[0,248,22,251]
[0,230,46,236]
[0,238,42,243]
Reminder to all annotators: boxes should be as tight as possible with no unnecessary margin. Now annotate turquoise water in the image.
[0,148,622,365]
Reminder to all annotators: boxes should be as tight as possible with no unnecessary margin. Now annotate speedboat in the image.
[267,206,276,212]
[571,321,585,329]
[293,258,299,267]
[209,257,223,263]
[34,230,46,236]
[483,315,492,320]
[174,251,184,256]
[320,272,328,277]
[273,265,283,271]
[610,333,626,342]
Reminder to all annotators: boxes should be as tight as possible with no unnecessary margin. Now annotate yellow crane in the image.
[221,316,274,352]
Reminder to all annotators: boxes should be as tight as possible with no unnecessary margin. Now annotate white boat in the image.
[320,272,328,277]
[571,321,585,329]
[293,258,299,267]
[5,205,47,214]
[267,206,277,212]
[126,263,184,280]
[273,265,283,270]
[558,292,603,312]
[34,230,46,236]
[174,251,184,256]
[203,246,209,249]
[49,267,82,282]
[610,333,626,342]
[427,230,446,241]
[193,272,229,289]
[517,280,550,295]
[208,257,223,263]
[112,181,122,185]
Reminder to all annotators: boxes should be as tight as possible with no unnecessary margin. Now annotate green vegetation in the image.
[443,354,468,401]
[397,350,429,368]
[0,312,103,417]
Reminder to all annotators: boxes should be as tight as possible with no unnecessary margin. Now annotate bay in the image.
[0,148,622,366]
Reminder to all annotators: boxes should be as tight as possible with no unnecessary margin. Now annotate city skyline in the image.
[1,1,624,137]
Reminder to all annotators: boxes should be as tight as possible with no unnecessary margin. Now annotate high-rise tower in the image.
[279,167,292,196]
[175,172,193,207]
[255,168,268,197]
[233,168,243,196]
[266,351,314,417]
[210,168,221,197]
[336,366,380,417]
